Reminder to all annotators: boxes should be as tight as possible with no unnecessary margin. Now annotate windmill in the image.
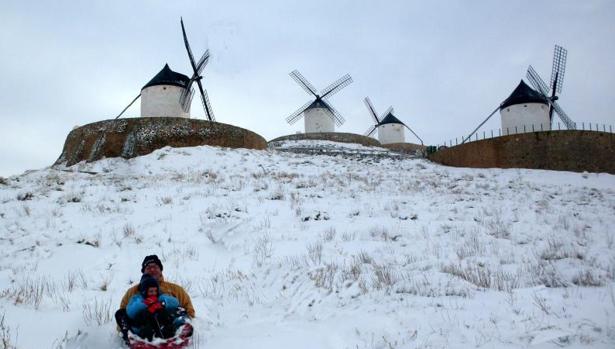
[286,70,352,133]
[363,97,423,145]
[463,44,575,143]
[114,18,214,121]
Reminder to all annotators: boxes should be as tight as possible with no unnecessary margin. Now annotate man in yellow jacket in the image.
[115,255,195,344]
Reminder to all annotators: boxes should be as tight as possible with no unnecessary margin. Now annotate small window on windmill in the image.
[507,108,510,112]
[163,87,167,90]
[524,105,527,107]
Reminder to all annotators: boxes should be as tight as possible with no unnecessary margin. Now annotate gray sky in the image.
[1,0,614,177]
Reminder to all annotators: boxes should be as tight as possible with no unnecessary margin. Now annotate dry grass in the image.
[82,297,113,326]
[441,263,520,291]
[0,312,17,349]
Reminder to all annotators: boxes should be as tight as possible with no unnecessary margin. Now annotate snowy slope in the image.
[0,141,614,349]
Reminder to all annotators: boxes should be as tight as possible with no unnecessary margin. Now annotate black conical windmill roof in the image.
[379,112,405,126]
[142,64,190,90]
[306,98,329,110]
[500,80,548,109]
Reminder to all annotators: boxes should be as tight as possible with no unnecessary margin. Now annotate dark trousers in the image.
[115,308,175,341]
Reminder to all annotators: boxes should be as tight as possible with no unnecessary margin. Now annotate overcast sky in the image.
[1,0,614,177]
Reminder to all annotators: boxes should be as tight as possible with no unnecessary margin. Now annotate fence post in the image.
[604,124,606,132]
[491,130,493,138]
[540,124,543,131]
[610,125,612,133]
[507,128,509,135]
[582,122,584,130]
[558,122,561,130]
[499,129,501,136]
[450,140,452,147]
[574,122,577,130]
[455,138,458,145]
[476,133,478,141]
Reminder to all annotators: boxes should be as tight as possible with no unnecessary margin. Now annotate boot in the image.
[114,309,131,345]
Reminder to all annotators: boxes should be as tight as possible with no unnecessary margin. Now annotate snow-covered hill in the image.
[1,141,614,349]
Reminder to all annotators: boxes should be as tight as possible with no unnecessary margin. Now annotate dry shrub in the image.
[82,297,112,326]
[441,263,520,291]
[572,270,603,287]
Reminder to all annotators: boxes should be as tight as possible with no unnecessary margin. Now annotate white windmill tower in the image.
[499,80,549,133]
[463,45,575,142]
[139,64,191,118]
[115,18,215,121]
[286,70,353,133]
[363,97,423,145]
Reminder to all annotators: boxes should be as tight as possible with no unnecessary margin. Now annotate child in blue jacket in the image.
[126,274,186,340]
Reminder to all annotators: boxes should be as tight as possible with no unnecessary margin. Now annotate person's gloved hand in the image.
[144,296,163,313]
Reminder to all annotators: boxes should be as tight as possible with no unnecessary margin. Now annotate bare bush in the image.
[54,294,71,312]
[572,270,603,287]
[539,239,583,261]
[122,224,136,238]
[309,262,338,292]
[82,297,113,326]
[0,276,56,309]
[372,264,397,290]
[254,234,273,267]
[64,270,87,292]
[455,232,486,259]
[0,312,18,349]
[441,263,519,291]
[529,261,569,288]
[532,292,552,315]
[321,227,336,242]
[342,258,362,282]
[307,242,323,265]
[157,196,173,205]
[484,209,511,239]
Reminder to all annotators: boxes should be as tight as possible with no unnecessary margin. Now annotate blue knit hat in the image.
[138,274,159,296]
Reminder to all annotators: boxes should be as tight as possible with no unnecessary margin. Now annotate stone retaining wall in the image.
[428,130,615,174]
[268,132,381,147]
[381,142,426,154]
[55,117,267,166]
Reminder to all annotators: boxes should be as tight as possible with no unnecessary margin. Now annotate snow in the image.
[0,141,614,349]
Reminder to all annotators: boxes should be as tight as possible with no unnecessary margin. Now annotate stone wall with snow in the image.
[429,130,615,173]
[55,117,267,166]
[269,132,380,148]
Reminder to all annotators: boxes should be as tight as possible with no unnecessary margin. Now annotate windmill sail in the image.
[180,18,215,121]
[286,70,352,127]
